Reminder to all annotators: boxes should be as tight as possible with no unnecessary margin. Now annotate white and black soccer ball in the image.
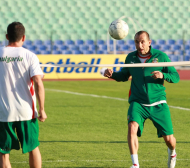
[109,19,129,40]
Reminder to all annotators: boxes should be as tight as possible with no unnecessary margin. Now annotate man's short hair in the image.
[134,31,150,40]
[7,22,25,43]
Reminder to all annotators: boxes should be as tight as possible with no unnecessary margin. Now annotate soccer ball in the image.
[109,19,129,40]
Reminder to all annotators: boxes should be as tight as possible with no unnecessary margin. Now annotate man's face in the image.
[134,33,151,55]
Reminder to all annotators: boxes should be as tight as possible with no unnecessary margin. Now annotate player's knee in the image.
[164,135,176,145]
[128,121,139,135]
[0,153,8,160]
[0,153,10,168]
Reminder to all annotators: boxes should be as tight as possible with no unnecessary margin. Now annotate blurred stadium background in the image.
[2,1,190,167]
[0,0,190,61]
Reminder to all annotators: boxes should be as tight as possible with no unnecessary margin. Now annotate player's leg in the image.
[150,103,176,168]
[128,121,139,154]
[0,153,11,168]
[128,121,139,168]
[0,122,20,168]
[16,119,41,168]
[163,135,176,168]
[29,147,41,168]
[127,102,148,168]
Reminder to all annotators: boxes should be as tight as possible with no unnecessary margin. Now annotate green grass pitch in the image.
[10,80,190,168]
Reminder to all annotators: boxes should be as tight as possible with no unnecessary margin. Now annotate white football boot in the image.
[168,148,177,168]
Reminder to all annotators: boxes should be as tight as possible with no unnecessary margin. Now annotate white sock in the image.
[131,154,139,166]
[169,148,176,156]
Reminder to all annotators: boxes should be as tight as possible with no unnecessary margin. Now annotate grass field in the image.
[10,80,190,168]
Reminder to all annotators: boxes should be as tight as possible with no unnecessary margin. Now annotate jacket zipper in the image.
[142,67,150,104]
[136,54,151,104]
[144,58,151,104]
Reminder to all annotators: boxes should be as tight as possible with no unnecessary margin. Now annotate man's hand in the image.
[151,71,163,79]
[38,109,47,122]
[104,69,113,78]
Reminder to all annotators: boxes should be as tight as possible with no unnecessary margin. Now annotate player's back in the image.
[0,46,40,122]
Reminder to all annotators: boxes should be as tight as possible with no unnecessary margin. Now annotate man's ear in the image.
[22,35,26,42]
[149,39,152,46]
[6,34,9,40]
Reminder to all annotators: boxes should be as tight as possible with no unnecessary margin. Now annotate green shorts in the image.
[0,118,40,154]
[128,102,173,138]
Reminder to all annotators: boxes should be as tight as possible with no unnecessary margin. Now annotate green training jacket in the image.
[111,46,180,104]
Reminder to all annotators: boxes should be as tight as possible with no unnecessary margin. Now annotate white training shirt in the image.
[0,46,43,122]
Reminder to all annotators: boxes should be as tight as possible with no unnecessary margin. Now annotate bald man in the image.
[104,31,179,168]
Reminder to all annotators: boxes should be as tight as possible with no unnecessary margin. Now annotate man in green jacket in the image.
[104,31,179,168]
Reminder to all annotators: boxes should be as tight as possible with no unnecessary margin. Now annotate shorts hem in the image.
[158,132,174,138]
[22,142,40,154]
[0,150,11,154]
